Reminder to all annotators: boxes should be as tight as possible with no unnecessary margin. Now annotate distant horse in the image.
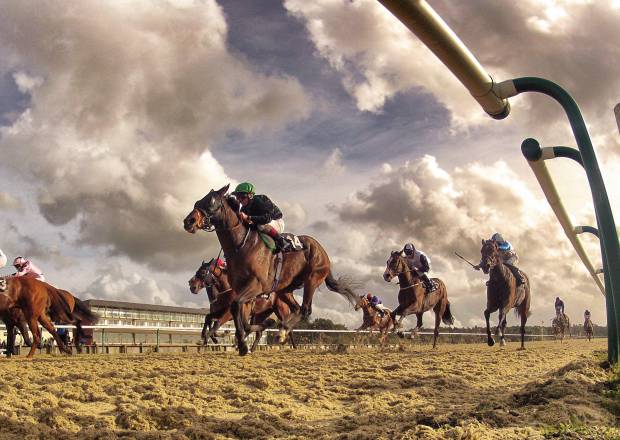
[189,259,298,349]
[383,251,454,348]
[0,278,73,358]
[479,239,530,349]
[584,316,594,341]
[552,313,571,342]
[354,295,394,346]
[184,184,357,356]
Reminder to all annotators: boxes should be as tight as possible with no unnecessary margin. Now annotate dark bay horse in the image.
[354,295,394,346]
[184,184,357,356]
[383,251,454,348]
[0,278,74,358]
[189,259,298,349]
[479,239,531,349]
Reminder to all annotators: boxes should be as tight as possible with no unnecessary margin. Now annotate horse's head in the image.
[479,239,500,274]
[383,251,406,282]
[183,184,231,233]
[188,259,214,294]
[354,295,369,311]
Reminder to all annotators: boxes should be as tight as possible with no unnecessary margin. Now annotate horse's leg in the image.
[484,308,495,347]
[38,314,71,355]
[300,274,325,319]
[497,308,507,347]
[231,281,261,356]
[288,330,296,349]
[518,305,527,350]
[5,321,15,358]
[16,315,33,347]
[250,330,262,353]
[25,316,41,359]
[201,314,212,345]
[432,305,442,349]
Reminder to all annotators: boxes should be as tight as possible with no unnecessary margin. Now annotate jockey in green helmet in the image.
[232,182,290,252]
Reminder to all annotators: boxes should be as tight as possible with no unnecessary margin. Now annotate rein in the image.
[196,198,251,252]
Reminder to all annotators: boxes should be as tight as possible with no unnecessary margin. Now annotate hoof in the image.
[487,337,495,347]
[397,332,405,339]
[500,339,506,347]
[238,342,249,356]
[517,346,526,351]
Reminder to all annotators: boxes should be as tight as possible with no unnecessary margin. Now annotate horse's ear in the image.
[216,184,230,197]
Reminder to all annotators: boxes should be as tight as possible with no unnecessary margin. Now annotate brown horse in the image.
[552,313,571,342]
[184,184,357,356]
[383,251,454,348]
[479,239,530,349]
[0,277,73,358]
[354,295,394,345]
[584,316,594,341]
[189,259,298,349]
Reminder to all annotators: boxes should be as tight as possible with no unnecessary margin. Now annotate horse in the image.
[184,184,357,356]
[0,277,73,358]
[552,313,571,342]
[383,251,454,348]
[1,279,98,357]
[189,259,298,349]
[479,239,531,349]
[354,295,394,346]
[584,316,593,341]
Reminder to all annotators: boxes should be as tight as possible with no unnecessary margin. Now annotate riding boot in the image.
[505,264,524,286]
[273,234,291,253]
[421,274,433,293]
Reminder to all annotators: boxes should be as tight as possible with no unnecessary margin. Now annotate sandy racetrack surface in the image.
[0,339,617,439]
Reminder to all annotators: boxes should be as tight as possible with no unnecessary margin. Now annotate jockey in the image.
[476,233,525,286]
[0,248,6,268]
[366,293,388,318]
[12,256,45,282]
[584,309,591,320]
[555,297,565,316]
[232,182,290,252]
[402,243,433,293]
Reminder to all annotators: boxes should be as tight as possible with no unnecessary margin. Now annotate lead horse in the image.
[184,184,357,356]
[479,239,531,349]
[383,251,454,348]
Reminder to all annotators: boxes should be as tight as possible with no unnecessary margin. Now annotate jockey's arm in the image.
[419,255,430,273]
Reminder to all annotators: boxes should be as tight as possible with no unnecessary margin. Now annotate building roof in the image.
[84,299,209,315]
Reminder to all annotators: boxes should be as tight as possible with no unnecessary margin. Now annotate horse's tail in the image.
[325,272,358,305]
[442,301,455,326]
[73,297,99,324]
[47,288,75,323]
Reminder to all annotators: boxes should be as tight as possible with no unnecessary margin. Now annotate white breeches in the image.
[258,218,285,234]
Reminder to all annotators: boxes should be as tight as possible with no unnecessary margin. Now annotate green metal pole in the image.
[513,77,620,363]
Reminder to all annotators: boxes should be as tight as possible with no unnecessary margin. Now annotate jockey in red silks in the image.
[12,256,45,282]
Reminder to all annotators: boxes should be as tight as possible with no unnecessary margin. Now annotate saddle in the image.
[259,232,304,254]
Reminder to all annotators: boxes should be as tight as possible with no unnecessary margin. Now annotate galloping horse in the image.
[552,313,571,342]
[584,315,594,341]
[383,251,454,348]
[479,239,531,349]
[189,258,298,349]
[354,295,394,345]
[184,184,357,356]
[0,277,73,358]
[0,279,98,357]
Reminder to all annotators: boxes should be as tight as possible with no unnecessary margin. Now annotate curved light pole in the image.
[379,0,620,362]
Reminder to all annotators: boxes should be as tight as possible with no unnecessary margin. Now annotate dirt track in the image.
[0,339,617,439]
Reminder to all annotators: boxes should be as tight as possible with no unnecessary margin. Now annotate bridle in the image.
[386,254,422,292]
[193,261,232,295]
[193,195,251,251]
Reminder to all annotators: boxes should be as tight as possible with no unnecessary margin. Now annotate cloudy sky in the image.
[1,0,619,329]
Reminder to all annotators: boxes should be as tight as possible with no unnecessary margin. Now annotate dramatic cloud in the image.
[285,0,620,137]
[0,0,312,270]
[0,192,22,211]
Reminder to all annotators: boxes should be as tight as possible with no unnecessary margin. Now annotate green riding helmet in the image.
[233,182,255,195]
